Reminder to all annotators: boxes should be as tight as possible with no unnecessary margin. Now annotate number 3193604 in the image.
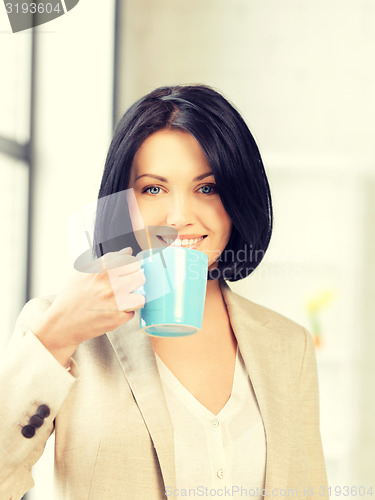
[5,3,62,14]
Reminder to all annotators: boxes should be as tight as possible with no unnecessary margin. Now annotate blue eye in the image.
[142,184,217,195]
[199,184,217,194]
[142,186,161,195]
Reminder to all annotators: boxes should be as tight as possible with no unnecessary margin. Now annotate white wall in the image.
[31,0,115,299]
[118,0,375,174]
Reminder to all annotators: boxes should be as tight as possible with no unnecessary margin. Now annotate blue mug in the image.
[135,246,209,337]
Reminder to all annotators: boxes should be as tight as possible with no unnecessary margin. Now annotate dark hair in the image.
[94,84,273,282]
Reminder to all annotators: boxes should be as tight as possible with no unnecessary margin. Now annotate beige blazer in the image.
[0,279,328,499]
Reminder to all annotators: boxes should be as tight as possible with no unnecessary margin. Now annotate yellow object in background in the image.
[306,289,338,348]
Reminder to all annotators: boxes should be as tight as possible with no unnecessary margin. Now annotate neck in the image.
[206,277,222,299]
[203,278,227,320]
[199,277,234,344]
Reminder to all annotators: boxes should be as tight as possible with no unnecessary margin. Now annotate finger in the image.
[108,269,145,299]
[107,258,142,280]
[102,252,138,271]
[74,248,135,274]
[118,247,133,255]
[111,269,145,310]
[116,289,146,312]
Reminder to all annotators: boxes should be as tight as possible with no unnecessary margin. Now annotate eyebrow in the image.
[134,172,215,182]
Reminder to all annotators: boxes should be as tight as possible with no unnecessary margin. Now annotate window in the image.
[0,26,33,364]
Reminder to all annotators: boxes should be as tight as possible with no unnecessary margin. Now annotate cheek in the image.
[131,195,160,226]
[222,211,232,233]
[127,190,144,231]
[211,204,232,236]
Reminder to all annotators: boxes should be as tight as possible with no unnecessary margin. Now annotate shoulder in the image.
[222,280,311,353]
[233,287,302,327]
[223,279,306,332]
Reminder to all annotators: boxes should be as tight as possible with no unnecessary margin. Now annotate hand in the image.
[33,247,145,366]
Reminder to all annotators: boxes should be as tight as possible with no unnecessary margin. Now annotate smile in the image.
[157,235,207,248]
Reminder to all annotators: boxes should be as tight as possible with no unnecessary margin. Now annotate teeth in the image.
[159,236,204,247]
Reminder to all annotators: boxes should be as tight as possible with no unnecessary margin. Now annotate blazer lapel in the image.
[106,317,176,490]
[220,279,292,491]
[106,278,292,492]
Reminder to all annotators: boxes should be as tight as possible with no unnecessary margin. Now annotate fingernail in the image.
[119,247,132,255]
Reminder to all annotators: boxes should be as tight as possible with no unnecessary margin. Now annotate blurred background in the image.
[1,0,374,498]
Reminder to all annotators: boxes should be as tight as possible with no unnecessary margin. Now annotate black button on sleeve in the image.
[22,425,36,439]
[37,404,50,419]
[29,414,44,428]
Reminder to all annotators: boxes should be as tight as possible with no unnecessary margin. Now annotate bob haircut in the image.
[94,84,273,282]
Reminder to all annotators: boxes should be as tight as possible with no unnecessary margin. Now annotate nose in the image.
[166,193,194,228]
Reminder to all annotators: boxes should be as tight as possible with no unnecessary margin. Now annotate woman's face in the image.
[127,128,232,271]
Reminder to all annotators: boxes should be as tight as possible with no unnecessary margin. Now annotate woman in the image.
[0,85,328,499]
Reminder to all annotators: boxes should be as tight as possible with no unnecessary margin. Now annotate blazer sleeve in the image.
[299,328,329,497]
[0,297,78,500]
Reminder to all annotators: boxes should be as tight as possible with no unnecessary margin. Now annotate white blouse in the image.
[154,345,266,498]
